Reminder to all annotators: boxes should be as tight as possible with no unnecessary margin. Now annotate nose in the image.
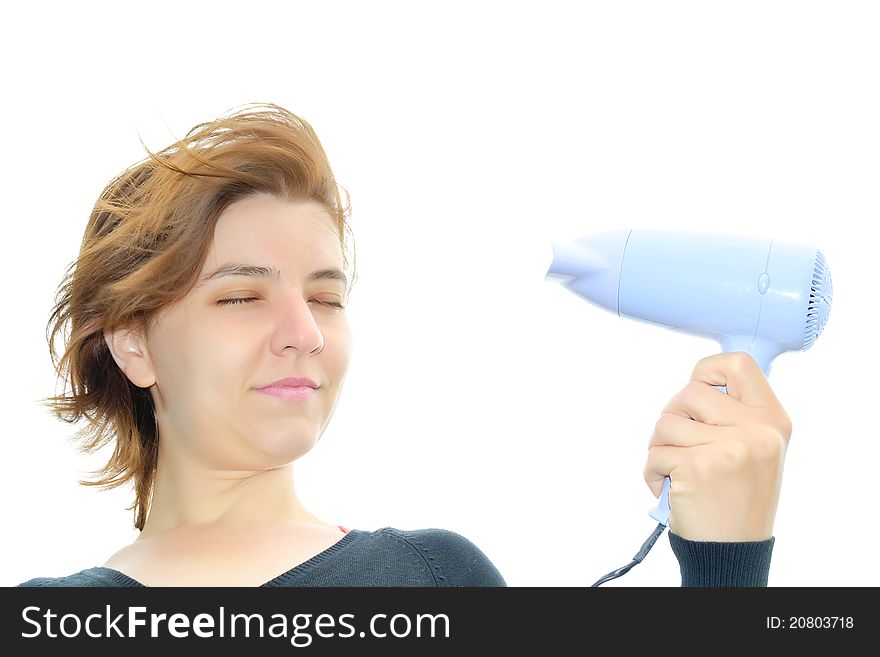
[270,291,325,355]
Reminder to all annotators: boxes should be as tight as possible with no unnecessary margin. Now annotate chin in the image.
[257,433,320,460]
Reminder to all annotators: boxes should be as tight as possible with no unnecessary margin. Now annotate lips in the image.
[257,377,319,390]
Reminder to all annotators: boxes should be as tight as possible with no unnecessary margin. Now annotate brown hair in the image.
[42,102,356,530]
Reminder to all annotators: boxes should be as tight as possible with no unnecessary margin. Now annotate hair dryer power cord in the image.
[591,522,667,586]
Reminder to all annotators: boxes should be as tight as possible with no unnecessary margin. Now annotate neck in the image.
[137,451,328,542]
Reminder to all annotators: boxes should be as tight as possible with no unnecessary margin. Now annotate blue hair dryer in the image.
[545,229,833,527]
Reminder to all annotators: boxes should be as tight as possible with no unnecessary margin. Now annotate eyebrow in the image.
[196,263,348,289]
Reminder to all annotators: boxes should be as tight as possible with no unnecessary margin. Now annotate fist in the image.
[644,352,793,542]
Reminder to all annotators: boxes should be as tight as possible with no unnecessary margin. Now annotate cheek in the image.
[157,324,253,394]
[323,323,352,375]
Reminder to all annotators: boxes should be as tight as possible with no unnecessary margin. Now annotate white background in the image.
[2,1,875,587]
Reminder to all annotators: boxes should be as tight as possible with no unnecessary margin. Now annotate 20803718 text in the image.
[766,616,854,629]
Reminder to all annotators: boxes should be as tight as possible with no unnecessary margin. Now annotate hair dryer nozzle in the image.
[545,230,631,314]
[545,241,609,281]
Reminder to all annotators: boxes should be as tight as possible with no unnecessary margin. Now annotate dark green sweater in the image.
[15,526,774,587]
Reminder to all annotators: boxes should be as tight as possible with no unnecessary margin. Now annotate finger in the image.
[661,380,746,427]
[691,351,780,410]
[649,412,732,450]
[643,444,682,498]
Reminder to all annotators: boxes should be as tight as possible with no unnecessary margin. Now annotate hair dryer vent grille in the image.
[804,249,833,350]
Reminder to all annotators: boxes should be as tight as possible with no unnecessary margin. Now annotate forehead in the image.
[208,193,341,265]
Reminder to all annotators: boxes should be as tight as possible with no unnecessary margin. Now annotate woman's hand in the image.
[644,352,793,542]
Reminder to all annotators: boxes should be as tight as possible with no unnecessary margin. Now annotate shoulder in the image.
[17,567,130,587]
[369,527,507,587]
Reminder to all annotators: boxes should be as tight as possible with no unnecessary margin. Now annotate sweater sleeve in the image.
[668,531,775,587]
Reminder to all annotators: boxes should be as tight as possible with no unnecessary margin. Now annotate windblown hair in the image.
[42,102,356,530]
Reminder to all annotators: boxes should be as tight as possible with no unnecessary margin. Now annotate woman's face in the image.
[137,193,352,468]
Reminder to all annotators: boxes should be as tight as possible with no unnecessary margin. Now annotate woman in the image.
[17,103,789,587]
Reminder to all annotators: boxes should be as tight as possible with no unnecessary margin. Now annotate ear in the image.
[103,326,157,389]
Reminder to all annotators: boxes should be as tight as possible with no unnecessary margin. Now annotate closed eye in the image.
[217,297,345,309]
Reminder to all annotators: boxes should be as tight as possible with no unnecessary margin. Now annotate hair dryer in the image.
[544,229,833,527]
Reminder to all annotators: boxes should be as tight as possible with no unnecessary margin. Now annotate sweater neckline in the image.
[91,527,362,587]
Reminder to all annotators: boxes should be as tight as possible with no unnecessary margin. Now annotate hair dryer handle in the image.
[648,384,728,526]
